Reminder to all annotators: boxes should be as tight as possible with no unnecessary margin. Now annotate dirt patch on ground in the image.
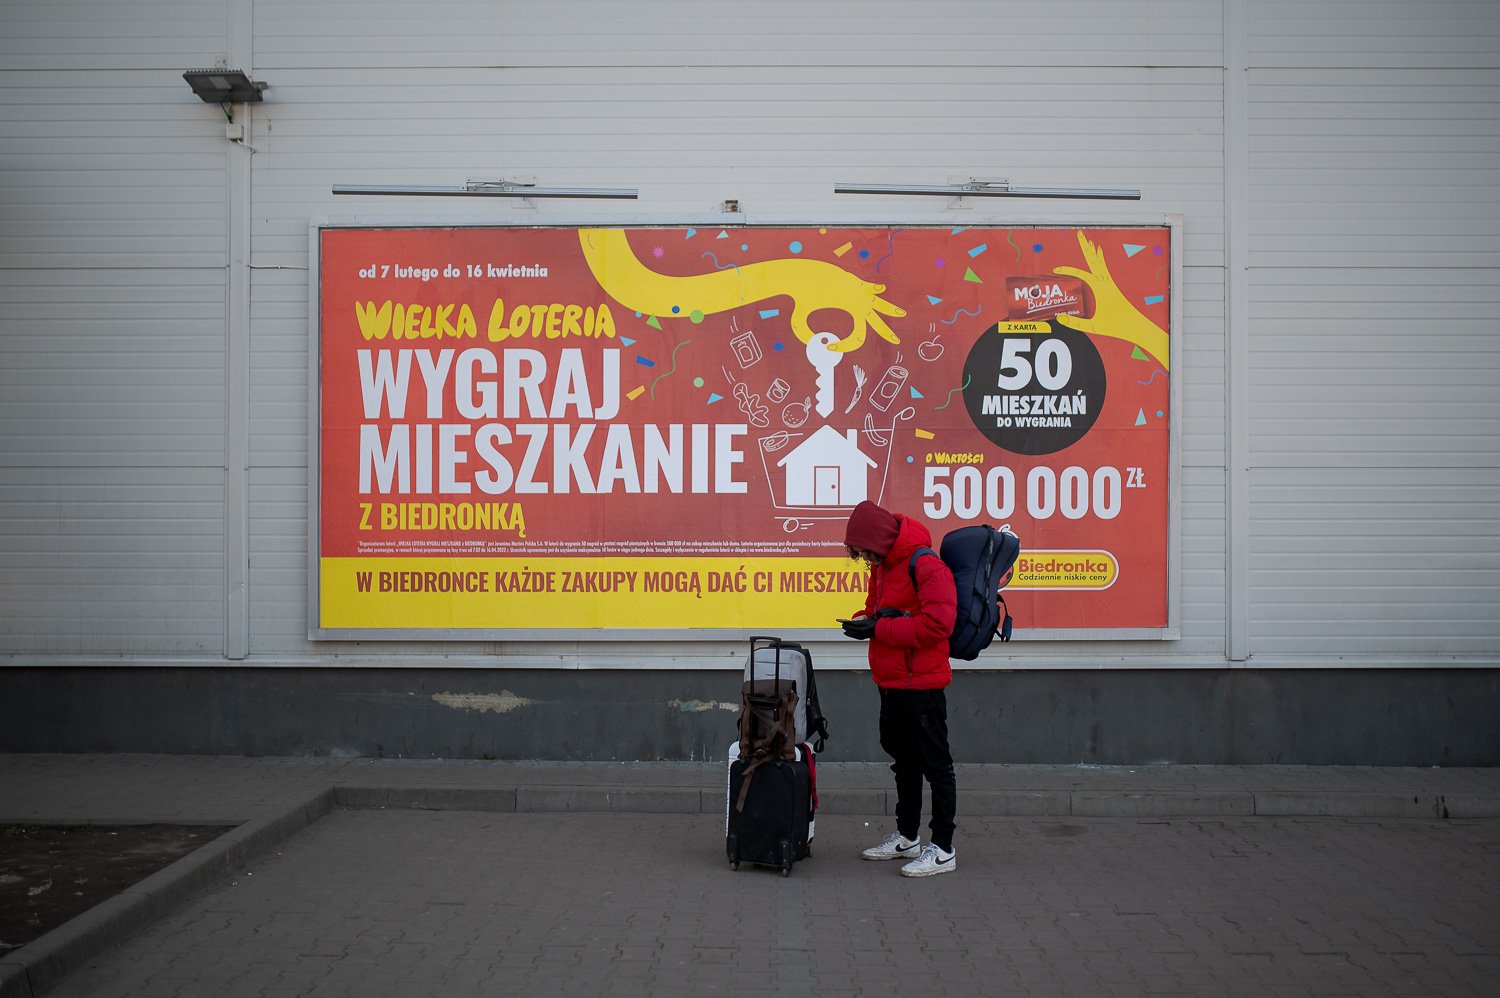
[0,824,230,953]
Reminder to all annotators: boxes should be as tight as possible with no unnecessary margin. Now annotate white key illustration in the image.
[805,331,845,418]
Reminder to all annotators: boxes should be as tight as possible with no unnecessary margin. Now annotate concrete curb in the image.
[327,784,1500,820]
[1253,791,1441,818]
[1442,794,1500,819]
[0,791,332,998]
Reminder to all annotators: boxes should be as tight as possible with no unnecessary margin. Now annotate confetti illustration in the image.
[934,375,971,411]
[873,229,903,273]
[649,340,691,399]
[699,251,738,273]
[940,305,982,325]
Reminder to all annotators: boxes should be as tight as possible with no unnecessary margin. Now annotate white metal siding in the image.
[1,0,1495,667]
[0,0,232,656]
[1245,1,1500,660]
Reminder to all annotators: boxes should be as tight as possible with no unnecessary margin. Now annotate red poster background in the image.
[317,225,1172,635]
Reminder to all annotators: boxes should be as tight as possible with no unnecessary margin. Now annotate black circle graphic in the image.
[961,321,1106,455]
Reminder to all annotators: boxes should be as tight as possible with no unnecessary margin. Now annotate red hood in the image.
[881,514,934,569]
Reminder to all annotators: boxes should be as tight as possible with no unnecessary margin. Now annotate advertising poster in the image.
[313,224,1176,639]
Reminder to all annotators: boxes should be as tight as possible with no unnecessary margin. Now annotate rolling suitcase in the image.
[727,746,813,876]
[725,636,821,877]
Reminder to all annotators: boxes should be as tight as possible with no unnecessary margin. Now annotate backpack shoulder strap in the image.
[907,546,939,589]
[795,643,828,753]
[803,654,829,752]
[771,641,829,753]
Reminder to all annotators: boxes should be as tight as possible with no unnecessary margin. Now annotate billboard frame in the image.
[307,213,1183,644]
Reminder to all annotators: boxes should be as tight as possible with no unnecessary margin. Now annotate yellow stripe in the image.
[319,556,867,630]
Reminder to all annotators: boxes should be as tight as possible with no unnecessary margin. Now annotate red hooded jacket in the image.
[851,513,958,690]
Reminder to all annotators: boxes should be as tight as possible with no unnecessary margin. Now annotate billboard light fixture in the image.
[834,180,1141,201]
[332,181,639,200]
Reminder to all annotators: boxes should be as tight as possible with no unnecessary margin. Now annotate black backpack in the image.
[908,524,1021,660]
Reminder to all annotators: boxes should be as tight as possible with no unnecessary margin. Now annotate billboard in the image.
[312,223,1178,640]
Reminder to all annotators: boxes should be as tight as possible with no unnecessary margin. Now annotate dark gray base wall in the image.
[1,667,1496,766]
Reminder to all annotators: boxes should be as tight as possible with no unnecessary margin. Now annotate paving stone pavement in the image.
[2,755,1499,997]
[33,810,1500,998]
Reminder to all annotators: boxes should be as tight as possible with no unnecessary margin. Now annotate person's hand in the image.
[579,228,905,355]
[1053,230,1170,371]
[790,276,904,354]
[841,616,876,641]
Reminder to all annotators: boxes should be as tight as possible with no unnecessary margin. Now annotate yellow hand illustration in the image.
[579,229,905,353]
[1053,231,1170,372]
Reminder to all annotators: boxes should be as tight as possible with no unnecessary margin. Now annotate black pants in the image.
[878,687,956,852]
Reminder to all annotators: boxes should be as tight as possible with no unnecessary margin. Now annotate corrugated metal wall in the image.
[1,0,232,657]
[1243,0,1500,661]
[1,0,1496,674]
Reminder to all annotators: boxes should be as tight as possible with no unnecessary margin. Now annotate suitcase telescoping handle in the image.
[747,635,783,685]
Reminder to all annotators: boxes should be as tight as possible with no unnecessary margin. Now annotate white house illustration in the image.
[775,426,877,507]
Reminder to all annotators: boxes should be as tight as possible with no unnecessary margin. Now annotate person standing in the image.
[840,500,959,877]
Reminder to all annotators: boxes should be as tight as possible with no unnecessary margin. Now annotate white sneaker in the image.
[900,843,956,877]
[861,832,922,861]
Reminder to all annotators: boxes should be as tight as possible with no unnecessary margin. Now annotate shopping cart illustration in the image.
[756,408,914,532]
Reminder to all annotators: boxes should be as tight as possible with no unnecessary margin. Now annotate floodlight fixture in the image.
[332,180,639,200]
[834,180,1141,201]
[183,69,266,104]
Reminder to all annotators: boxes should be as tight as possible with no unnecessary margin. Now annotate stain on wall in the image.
[666,699,740,713]
[431,691,535,715]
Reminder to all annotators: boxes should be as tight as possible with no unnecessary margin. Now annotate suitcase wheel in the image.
[727,833,739,871]
[780,840,793,877]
